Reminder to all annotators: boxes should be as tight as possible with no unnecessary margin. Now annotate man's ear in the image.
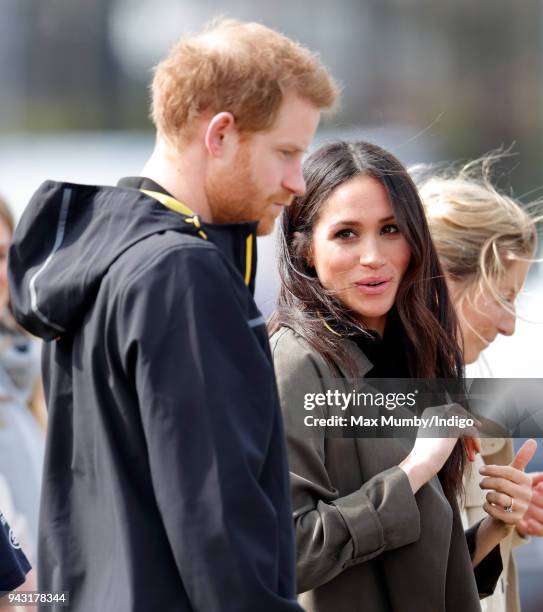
[204,112,236,157]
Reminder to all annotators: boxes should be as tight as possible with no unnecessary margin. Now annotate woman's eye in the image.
[334,228,355,240]
[381,224,400,235]
[502,294,516,305]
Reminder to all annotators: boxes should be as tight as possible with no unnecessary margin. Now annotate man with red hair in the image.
[8,19,337,611]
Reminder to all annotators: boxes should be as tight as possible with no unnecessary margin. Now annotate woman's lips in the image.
[354,279,392,295]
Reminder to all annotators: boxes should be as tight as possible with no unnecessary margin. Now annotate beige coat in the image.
[462,438,528,612]
[271,327,492,612]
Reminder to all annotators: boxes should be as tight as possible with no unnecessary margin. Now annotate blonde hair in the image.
[0,193,14,235]
[414,153,540,309]
[151,19,338,146]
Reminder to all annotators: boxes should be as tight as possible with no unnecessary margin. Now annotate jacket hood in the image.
[8,180,213,340]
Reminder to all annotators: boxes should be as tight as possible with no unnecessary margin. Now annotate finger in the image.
[486,491,514,509]
[520,517,543,537]
[464,436,481,451]
[525,502,543,525]
[480,464,531,485]
[510,439,538,471]
[531,486,543,505]
[526,486,543,515]
[479,477,527,500]
[465,438,480,462]
[527,518,543,537]
[462,427,481,440]
[483,501,517,524]
[531,472,543,487]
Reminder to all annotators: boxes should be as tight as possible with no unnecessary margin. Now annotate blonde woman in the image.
[417,156,543,612]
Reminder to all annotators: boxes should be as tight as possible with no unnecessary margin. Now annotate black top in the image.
[465,524,503,598]
[352,308,410,378]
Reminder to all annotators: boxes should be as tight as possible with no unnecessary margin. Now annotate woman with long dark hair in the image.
[269,141,533,612]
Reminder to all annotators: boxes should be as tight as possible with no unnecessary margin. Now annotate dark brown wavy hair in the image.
[269,140,466,501]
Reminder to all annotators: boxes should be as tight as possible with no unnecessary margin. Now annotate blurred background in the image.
[0,0,542,608]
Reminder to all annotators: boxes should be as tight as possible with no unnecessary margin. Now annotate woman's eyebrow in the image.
[329,219,361,227]
[330,215,396,228]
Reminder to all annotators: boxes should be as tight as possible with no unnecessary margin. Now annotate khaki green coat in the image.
[271,327,488,612]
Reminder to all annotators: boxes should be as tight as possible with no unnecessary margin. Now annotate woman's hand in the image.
[399,403,480,493]
[479,439,536,527]
[516,471,543,537]
[471,440,536,566]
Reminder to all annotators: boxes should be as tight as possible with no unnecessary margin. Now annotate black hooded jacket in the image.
[8,178,301,612]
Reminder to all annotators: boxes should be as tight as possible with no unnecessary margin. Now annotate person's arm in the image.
[116,244,301,612]
[471,440,535,564]
[272,333,421,594]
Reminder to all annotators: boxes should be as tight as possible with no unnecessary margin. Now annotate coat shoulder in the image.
[270,327,330,380]
[270,326,373,381]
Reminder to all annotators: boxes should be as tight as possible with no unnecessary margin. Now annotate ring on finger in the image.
[503,497,514,513]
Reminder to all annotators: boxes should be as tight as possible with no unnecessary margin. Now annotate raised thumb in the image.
[510,439,538,471]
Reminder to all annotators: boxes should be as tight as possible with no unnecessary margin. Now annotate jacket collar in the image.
[118,177,258,294]
[339,338,374,378]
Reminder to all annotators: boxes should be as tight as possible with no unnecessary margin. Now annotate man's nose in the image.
[283,161,306,197]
